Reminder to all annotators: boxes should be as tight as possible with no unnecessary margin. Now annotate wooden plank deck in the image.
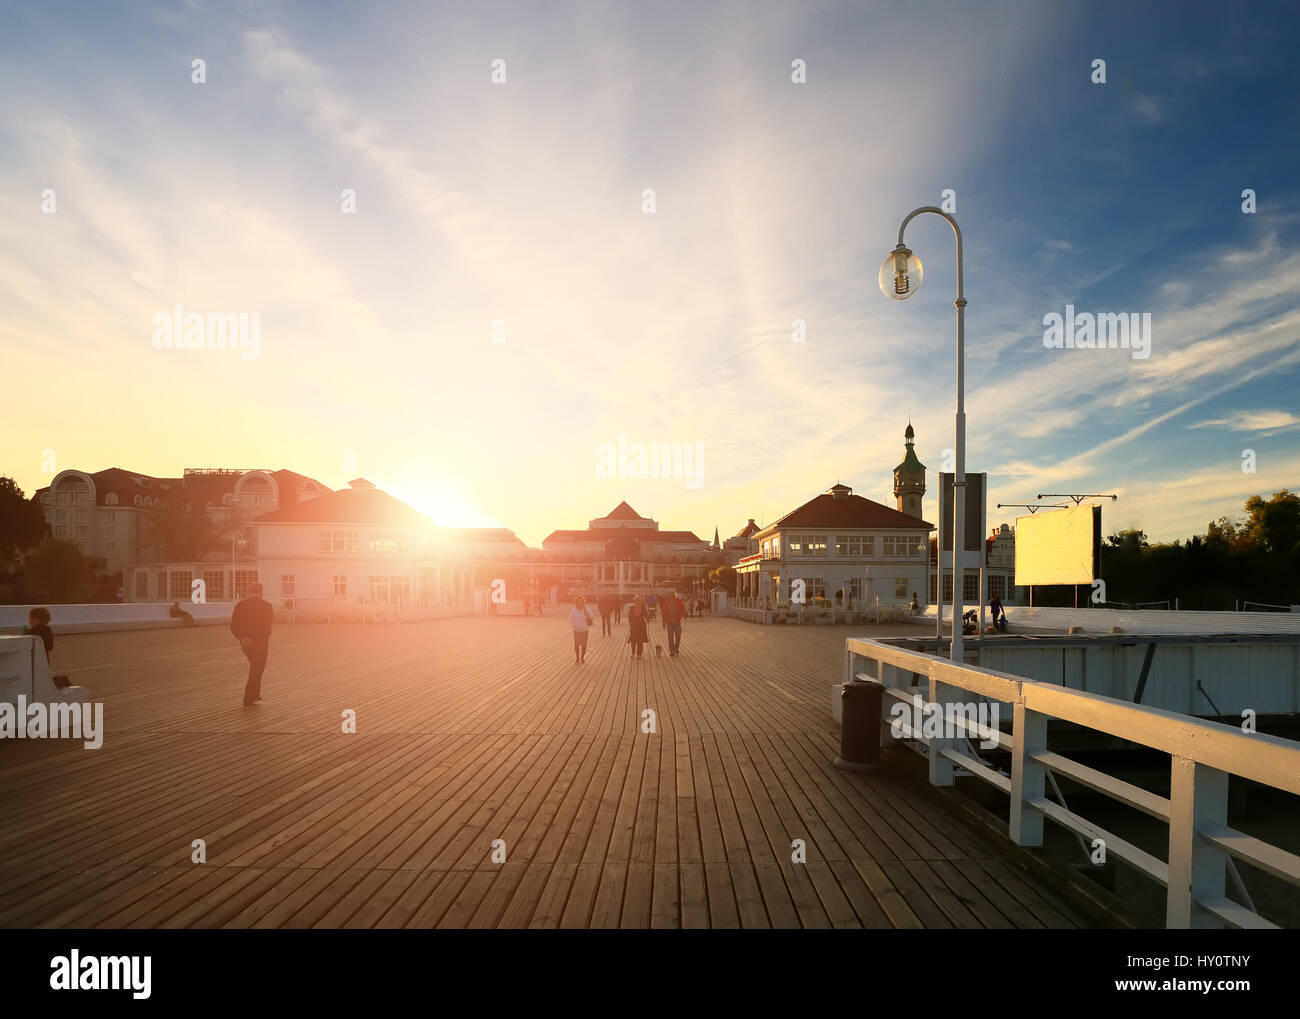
[0,615,1090,928]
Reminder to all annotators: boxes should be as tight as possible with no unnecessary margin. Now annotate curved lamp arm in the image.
[897,206,964,303]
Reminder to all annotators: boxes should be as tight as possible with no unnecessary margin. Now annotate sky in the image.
[2,0,1298,547]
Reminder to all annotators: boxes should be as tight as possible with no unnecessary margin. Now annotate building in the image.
[721,519,761,566]
[539,501,722,599]
[928,522,1023,606]
[737,479,934,608]
[248,478,473,611]
[38,466,329,579]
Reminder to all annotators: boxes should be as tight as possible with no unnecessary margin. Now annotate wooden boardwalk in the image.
[0,615,1089,928]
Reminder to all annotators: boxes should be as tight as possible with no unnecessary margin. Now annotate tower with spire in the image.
[712,526,720,551]
[893,422,926,519]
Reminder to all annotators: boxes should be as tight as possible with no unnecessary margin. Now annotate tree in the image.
[25,540,86,602]
[0,477,49,561]
[144,508,225,562]
[707,563,736,595]
[1242,490,1300,555]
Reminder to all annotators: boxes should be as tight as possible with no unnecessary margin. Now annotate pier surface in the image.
[0,616,1088,928]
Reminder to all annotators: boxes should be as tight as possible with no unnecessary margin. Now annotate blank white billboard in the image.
[1015,505,1098,585]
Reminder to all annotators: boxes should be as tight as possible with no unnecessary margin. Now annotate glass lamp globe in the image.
[878,244,922,300]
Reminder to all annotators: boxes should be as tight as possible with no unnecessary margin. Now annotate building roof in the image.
[600,500,646,521]
[733,518,761,539]
[543,528,706,544]
[765,492,933,532]
[36,466,330,510]
[442,527,527,545]
[253,480,431,526]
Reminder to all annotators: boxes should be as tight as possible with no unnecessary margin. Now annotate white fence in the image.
[844,636,1300,929]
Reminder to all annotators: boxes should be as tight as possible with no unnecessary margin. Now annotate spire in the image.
[894,422,926,518]
[712,526,720,550]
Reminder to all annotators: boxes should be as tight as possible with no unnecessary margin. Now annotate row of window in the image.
[785,578,914,600]
[317,530,406,554]
[925,573,1013,603]
[761,534,924,559]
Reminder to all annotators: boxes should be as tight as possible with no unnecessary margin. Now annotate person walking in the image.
[661,589,686,656]
[570,595,593,663]
[598,593,615,636]
[627,595,649,658]
[231,582,274,707]
[990,594,1007,633]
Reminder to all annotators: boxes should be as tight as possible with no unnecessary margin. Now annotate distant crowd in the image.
[567,591,706,663]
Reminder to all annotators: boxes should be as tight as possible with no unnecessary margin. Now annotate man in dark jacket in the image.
[660,590,686,656]
[231,582,274,706]
[597,593,615,635]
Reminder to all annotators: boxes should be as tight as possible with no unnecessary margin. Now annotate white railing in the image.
[844,637,1300,929]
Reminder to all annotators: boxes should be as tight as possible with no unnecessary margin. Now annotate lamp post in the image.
[880,206,967,662]
[231,528,247,600]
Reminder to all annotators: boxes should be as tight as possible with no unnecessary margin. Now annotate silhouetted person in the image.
[23,606,69,688]
[661,589,686,656]
[170,600,197,626]
[231,582,273,706]
[570,595,593,664]
[627,596,649,658]
[990,595,1007,632]
[597,593,615,635]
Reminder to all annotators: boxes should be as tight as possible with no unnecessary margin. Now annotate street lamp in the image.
[880,206,967,663]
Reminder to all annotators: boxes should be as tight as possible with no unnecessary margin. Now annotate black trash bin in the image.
[835,676,883,772]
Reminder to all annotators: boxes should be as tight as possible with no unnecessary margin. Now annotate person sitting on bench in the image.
[169,601,197,625]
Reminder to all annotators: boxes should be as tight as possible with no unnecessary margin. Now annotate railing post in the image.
[1010,702,1046,846]
[879,664,899,747]
[1167,756,1228,929]
[927,668,956,786]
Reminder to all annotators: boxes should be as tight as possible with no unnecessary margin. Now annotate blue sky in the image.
[2,0,1297,545]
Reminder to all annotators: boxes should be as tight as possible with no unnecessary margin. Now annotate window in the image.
[836,536,872,557]
[804,578,826,600]
[804,535,827,556]
[318,530,359,552]
[368,575,411,604]
[169,571,193,600]
[895,577,909,599]
[964,572,981,602]
[233,570,258,598]
[55,509,67,521]
[848,578,864,601]
[883,535,918,557]
[135,572,148,599]
[989,575,1006,600]
[156,571,167,598]
[54,525,68,540]
[75,525,87,540]
[943,574,954,602]
[333,575,347,596]
[786,535,803,556]
[75,509,89,523]
[203,571,225,600]
[106,525,115,536]
[282,575,295,598]
[105,493,118,506]
[106,541,115,553]
[929,573,937,605]
[368,532,404,554]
